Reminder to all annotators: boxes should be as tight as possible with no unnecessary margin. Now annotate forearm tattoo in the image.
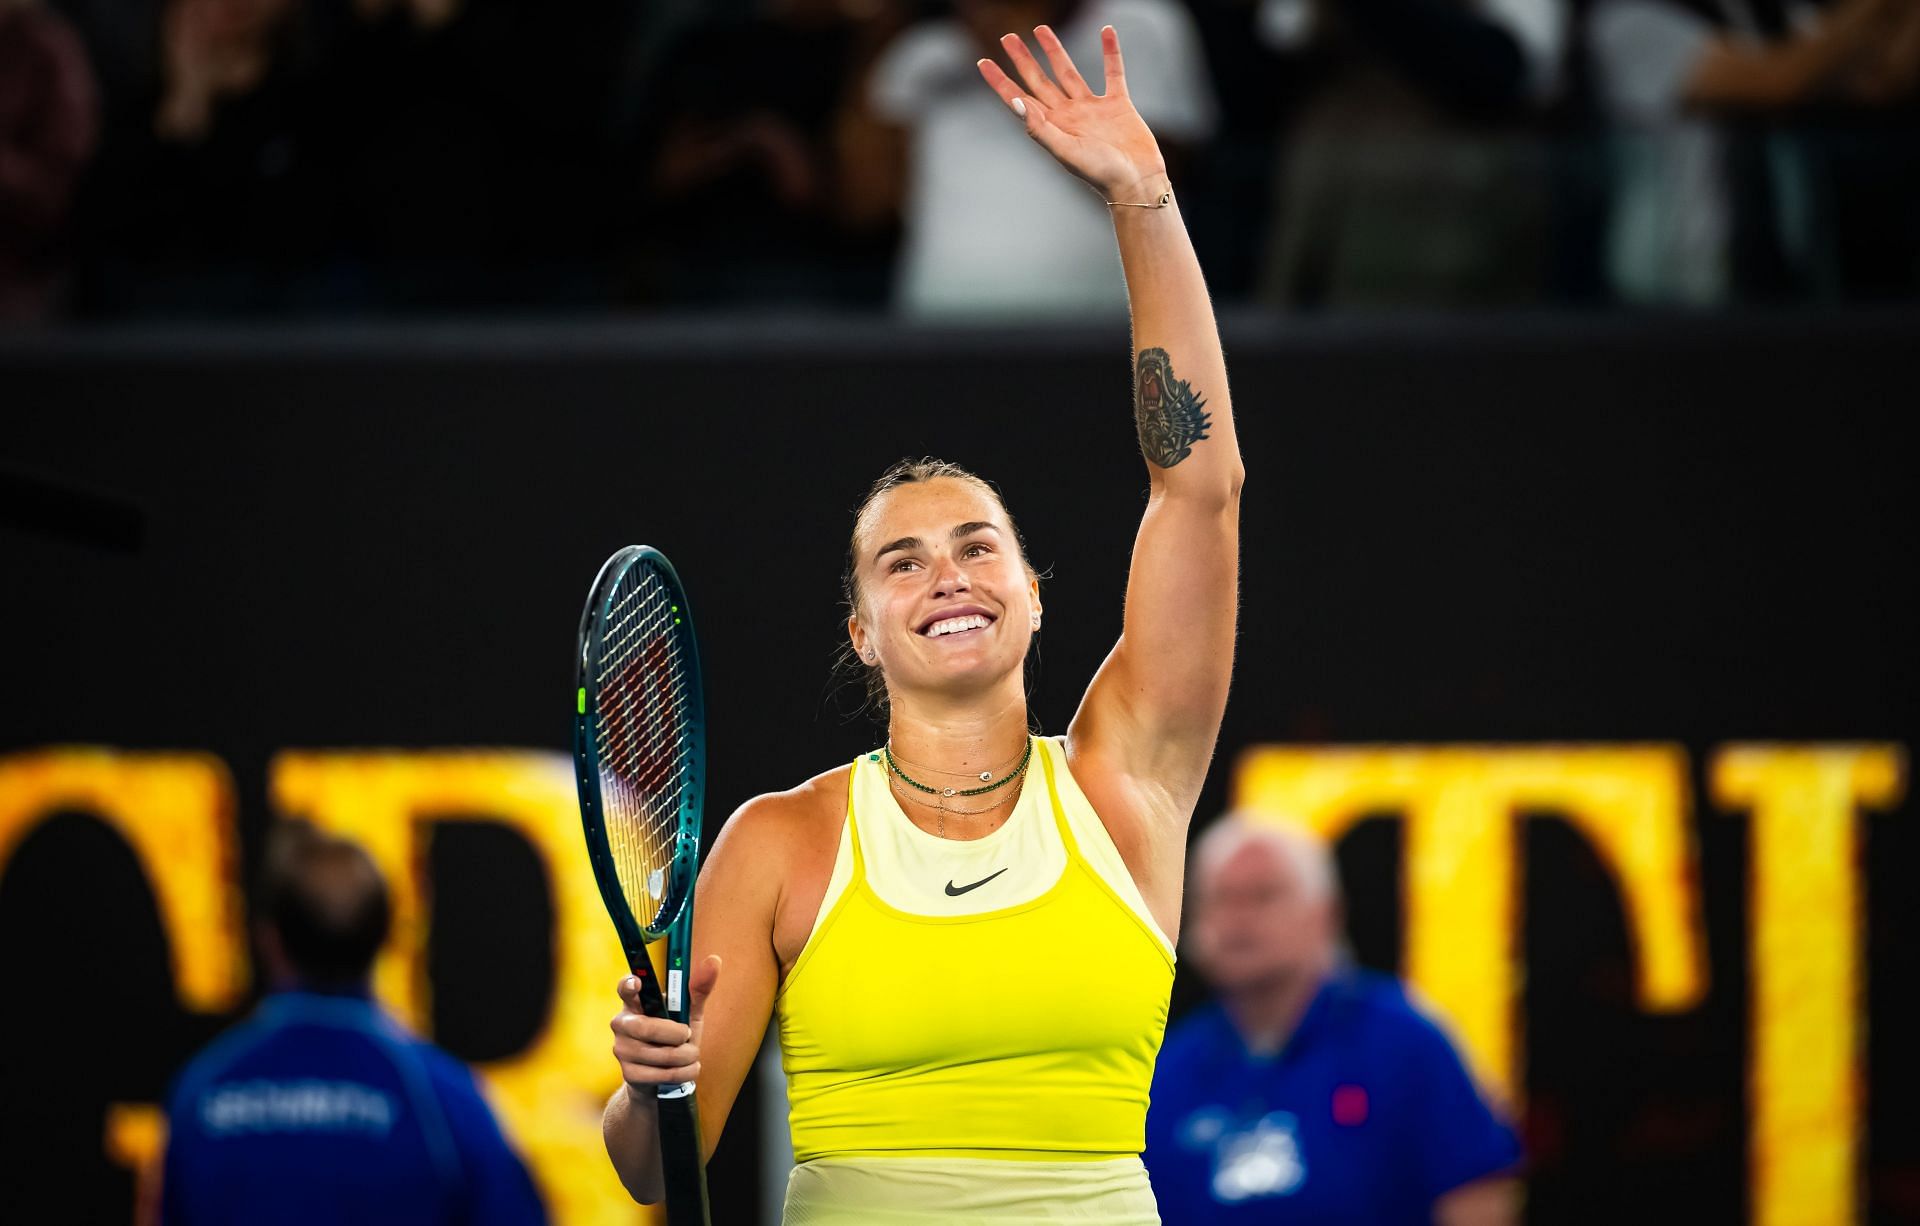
[1134,347,1211,469]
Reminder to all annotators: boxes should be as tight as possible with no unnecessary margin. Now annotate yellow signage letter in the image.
[0,748,249,1200]
[1234,746,1707,1100]
[1713,744,1905,1226]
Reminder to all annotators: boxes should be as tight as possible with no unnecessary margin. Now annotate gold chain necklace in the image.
[888,769,1027,838]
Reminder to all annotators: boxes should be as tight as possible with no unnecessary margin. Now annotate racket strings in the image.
[593,563,696,930]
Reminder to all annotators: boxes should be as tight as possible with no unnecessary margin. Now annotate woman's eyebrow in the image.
[874,536,922,562]
[876,523,998,563]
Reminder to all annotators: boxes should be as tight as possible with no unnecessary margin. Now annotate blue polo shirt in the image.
[160,989,546,1226]
[1145,968,1520,1225]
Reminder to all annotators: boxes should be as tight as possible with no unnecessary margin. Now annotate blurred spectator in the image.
[69,0,629,315]
[1587,0,1920,303]
[74,0,333,314]
[157,821,545,1226]
[312,0,630,309]
[1145,817,1521,1224]
[47,0,163,119]
[620,0,907,307]
[0,0,98,322]
[856,0,1218,318]
[1250,0,1570,307]
[1177,0,1303,298]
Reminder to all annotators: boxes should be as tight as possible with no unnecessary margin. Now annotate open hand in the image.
[975,25,1168,203]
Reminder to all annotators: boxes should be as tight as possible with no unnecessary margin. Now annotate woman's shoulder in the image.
[710,763,852,857]
[704,765,852,954]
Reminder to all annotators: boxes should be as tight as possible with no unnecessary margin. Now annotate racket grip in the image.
[666,917,696,1025]
[656,1089,711,1225]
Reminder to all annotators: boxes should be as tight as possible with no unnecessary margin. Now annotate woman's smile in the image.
[918,606,999,640]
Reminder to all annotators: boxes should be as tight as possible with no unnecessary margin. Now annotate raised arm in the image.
[978,27,1242,830]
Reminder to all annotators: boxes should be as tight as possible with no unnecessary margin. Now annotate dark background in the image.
[2,310,1916,1224]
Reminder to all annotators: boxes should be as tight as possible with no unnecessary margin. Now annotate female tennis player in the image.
[604,23,1240,1222]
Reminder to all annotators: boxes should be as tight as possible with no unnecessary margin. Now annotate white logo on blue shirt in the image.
[1180,1107,1307,1203]
[200,1079,396,1138]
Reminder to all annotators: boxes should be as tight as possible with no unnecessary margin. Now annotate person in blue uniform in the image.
[1146,817,1521,1225]
[158,822,546,1226]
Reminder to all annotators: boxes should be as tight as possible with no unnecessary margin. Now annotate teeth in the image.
[926,614,991,637]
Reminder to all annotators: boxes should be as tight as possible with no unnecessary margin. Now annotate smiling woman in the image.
[600,22,1243,1225]
[839,457,1039,717]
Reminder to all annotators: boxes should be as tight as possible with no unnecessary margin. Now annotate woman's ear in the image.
[849,615,877,665]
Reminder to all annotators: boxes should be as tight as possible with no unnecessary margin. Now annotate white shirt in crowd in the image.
[871,0,1218,320]
[1587,0,1826,303]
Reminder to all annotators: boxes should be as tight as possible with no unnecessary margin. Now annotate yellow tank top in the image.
[776,736,1175,1171]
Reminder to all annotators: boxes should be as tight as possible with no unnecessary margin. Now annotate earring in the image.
[862,648,877,663]
[1031,615,1041,631]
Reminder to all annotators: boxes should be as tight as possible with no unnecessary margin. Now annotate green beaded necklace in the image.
[882,736,1033,800]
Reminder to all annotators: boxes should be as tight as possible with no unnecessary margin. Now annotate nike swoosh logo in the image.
[945,868,1010,897]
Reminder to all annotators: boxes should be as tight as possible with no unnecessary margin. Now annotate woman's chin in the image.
[895,655,1024,700]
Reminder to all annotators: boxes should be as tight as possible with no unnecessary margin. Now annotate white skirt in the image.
[782,1155,1161,1224]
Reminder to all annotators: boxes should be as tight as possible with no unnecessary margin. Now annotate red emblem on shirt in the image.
[1333,1084,1369,1126]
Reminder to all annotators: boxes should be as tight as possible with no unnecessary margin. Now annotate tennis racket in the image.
[573,545,711,1225]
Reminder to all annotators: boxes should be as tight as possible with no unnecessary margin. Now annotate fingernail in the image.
[1012,98,1027,117]
[625,976,637,992]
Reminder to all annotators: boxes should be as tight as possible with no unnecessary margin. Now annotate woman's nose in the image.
[931,554,970,596]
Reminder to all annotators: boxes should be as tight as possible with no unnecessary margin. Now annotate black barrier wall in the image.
[3,312,1917,1225]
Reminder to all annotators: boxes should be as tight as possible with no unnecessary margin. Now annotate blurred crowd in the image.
[2,0,1917,323]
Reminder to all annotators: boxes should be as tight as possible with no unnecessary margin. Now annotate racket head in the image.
[572,545,707,963]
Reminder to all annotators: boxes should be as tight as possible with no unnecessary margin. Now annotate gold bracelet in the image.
[1105,190,1173,209]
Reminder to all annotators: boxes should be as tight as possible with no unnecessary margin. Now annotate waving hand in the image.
[976,26,1169,205]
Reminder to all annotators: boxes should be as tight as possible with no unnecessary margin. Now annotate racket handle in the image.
[656,1089,711,1225]
[666,916,696,1025]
